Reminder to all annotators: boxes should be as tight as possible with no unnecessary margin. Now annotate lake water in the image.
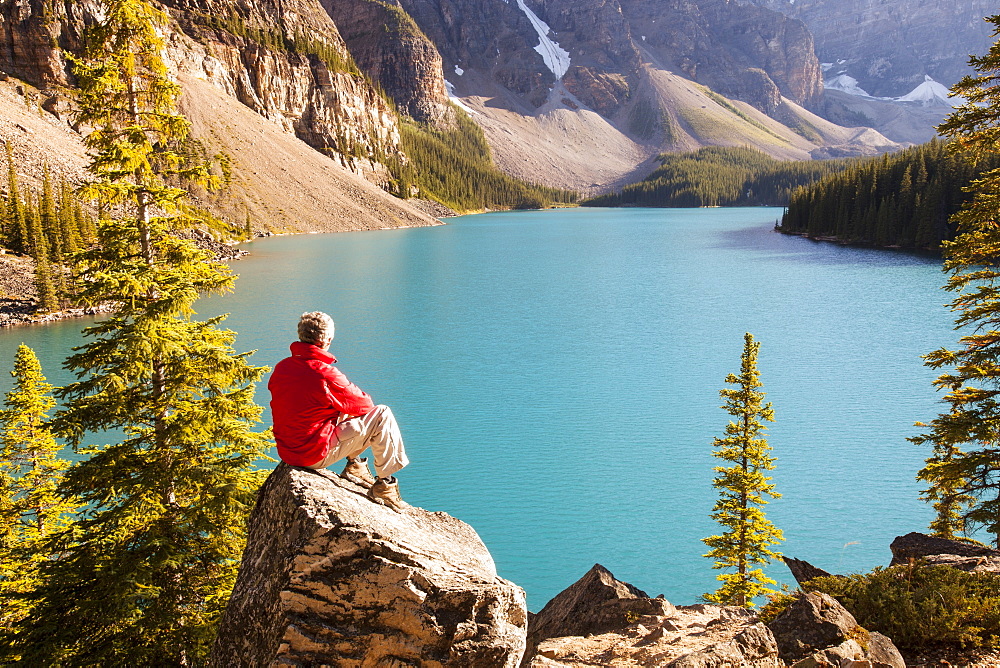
[0,207,958,610]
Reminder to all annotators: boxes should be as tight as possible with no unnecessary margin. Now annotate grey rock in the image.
[782,556,837,585]
[868,631,907,668]
[526,563,674,653]
[768,592,860,664]
[889,532,1000,567]
[211,463,527,667]
[922,553,1000,574]
[769,592,905,668]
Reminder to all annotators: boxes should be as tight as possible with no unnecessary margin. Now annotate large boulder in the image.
[525,566,781,667]
[211,463,527,667]
[889,532,1000,571]
[767,592,905,668]
[526,564,674,651]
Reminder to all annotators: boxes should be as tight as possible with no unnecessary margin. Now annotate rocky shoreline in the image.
[211,464,1000,667]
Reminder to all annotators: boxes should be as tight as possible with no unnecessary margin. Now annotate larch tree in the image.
[703,332,783,608]
[912,14,1000,547]
[10,0,271,663]
[0,345,76,644]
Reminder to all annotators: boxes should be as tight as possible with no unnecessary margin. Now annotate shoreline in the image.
[0,204,459,329]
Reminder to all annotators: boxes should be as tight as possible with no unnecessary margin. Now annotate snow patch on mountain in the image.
[896,75,954,105]
[825,71,964,107]
[825,73,870,97]
[444,80,476,114]
[515,0,570,79]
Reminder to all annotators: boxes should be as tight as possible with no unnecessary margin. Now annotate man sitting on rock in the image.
[268,311,410,511]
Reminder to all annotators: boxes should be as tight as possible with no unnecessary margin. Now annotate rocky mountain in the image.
[318,0,455,128]
[2,0,985,209]
[0,0,440,233]
[743,0,995,99]
[354,0,902,193]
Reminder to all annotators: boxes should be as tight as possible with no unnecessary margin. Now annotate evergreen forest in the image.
[582,146,851,208]
[0,145,97,312]
[396,115,577,211]
[777,139,1000,250]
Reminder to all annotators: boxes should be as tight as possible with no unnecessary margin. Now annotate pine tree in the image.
[703,333,783,608]
[59,180,80,256]
[0,345,76,641]
[24,192,58,313]
[4,142,27,255]
[912,15,1000,546]
[40,167,67,300]
[10,0,271,663]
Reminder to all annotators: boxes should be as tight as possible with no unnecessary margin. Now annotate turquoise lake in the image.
[0,206,959,610]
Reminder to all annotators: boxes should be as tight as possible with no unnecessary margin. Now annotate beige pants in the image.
[307,405,409,478]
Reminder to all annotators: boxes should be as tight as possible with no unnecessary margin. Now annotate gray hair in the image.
[298,311,335,345]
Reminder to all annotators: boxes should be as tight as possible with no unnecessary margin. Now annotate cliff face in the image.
[618,0,821,114]
[398,0,554,108]
[744,0,995,97]
[0,0,402,184]
[318,0,456,128]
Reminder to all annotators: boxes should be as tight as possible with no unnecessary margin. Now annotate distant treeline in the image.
[582,146,851,208]
[778,139,1000,250]
[397,114,577,212]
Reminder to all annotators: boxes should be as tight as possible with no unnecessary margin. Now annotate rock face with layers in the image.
[211,463,527,667]
[0,0,403,185]
[319,0,456,128]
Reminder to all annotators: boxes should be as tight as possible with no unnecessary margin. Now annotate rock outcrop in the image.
[889,532,1000,573]
[211,463,527,667]
[527,564,674,652]
[781,556,836,586]
[524,565,781,667]
[524,566,911,667]
[319,0,456,128]
[767,592,905,668]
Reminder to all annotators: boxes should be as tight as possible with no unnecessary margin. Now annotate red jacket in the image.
[268,341,375,466]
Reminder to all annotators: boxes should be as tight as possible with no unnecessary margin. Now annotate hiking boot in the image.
[367,477,409,512]
[340,457,376,487]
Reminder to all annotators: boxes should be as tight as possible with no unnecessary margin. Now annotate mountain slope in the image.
[0,0,439,233]
[383,0,900,192]
[743,0,995,98]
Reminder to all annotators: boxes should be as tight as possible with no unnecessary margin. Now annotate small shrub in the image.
[758,588,797,625]
[802,564,1000,650]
